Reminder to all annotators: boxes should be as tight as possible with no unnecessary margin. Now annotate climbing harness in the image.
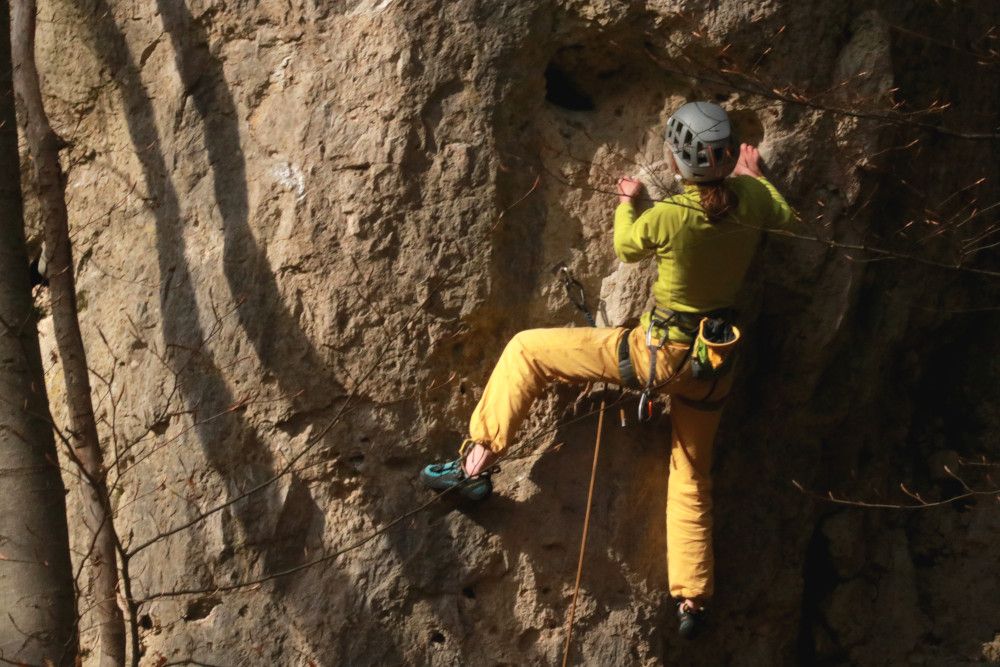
[636,308,697,422]
[554,263,596,327]
[617,307,738,422]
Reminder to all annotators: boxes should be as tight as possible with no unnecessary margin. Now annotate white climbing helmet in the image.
[665,101,738,183]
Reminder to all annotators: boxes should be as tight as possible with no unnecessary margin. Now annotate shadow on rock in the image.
[381,399,679,664]
[76,2,405,662]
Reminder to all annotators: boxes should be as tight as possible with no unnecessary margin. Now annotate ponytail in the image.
[698,181,738,223]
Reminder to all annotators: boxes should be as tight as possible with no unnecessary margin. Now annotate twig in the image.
[792,479,999,510]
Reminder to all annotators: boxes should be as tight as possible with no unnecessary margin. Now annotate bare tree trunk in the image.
[0,0,78,663]
[11,2,126,665]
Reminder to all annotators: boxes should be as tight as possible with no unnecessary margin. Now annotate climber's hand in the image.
[732,143,764,178]
[617,177,643,204]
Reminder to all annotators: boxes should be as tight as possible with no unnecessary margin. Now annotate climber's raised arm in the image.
[731,142,796,229]
[613,176,672,263]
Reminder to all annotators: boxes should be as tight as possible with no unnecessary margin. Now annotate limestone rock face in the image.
[27,0,1000,664]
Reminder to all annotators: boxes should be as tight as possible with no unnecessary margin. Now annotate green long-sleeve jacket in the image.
[614,175,795,341]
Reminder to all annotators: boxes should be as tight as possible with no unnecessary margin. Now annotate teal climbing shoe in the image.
[420,459,493,501]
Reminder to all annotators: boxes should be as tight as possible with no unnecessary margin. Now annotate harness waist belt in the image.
[651,306,736,336]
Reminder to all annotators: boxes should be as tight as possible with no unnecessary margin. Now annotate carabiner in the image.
[555,263,596,327]
[638,390,654,422]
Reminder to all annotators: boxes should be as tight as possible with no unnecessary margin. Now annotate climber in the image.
[420,101,794,638]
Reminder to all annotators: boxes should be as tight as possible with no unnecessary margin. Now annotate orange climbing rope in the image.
[561,400,606,667]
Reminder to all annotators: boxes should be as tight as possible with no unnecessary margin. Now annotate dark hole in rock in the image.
[462,586,476,599]
[430,631,446,644]
[184,595,221,621]
[383,454,413,470]
[150,418,169,436]
[796,522,841,663]
[138,614,153,630]
[545,63,595,111]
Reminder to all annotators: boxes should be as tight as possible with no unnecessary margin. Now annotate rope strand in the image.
[561,400,606,667]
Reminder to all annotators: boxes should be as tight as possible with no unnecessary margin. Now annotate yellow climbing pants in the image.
[469,326,733,602]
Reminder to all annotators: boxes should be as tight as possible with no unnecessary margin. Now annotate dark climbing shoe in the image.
[677,601,706,640]
[420,459,493,501]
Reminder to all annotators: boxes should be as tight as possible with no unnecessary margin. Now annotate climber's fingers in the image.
[733,143,762,178]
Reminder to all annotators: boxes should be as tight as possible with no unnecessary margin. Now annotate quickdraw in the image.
[638,311,682,423]
[554,262,596,327]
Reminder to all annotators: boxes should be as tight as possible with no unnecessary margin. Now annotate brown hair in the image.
[698,181,739,223]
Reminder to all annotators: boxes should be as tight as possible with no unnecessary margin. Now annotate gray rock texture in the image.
[23,0,1000,664]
